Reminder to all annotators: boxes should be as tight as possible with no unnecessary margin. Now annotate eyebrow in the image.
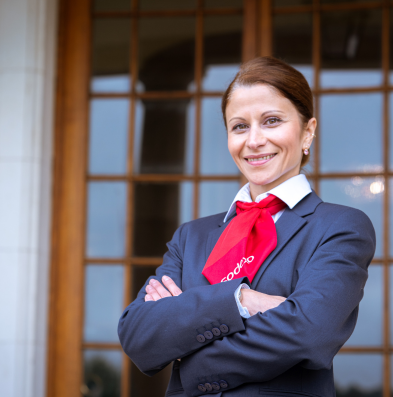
[228,110,285,123]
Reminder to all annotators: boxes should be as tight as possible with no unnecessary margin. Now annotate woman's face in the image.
[226,84,316,198]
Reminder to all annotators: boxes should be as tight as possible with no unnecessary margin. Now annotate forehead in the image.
[226,84,295,115]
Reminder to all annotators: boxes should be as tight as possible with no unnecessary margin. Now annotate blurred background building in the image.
[0,0,391,396]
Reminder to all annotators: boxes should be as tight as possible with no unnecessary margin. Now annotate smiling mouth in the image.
[246,154,276,162]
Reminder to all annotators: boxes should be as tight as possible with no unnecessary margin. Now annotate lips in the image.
[246,154,276,162]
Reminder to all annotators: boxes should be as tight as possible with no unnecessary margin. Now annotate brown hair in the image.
[222,56,314,167]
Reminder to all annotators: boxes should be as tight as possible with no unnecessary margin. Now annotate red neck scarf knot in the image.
[202,195,287,284]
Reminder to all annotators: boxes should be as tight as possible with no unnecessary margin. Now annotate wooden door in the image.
[47,1,247,396]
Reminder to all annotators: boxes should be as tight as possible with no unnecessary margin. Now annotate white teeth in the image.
[247,154,275,162]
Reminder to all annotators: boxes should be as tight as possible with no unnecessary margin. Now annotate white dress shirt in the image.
[225,174,312,318]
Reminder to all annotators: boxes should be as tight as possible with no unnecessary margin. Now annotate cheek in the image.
[227,135,241,157]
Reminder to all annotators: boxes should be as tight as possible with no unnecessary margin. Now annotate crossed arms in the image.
[118,208,376,396]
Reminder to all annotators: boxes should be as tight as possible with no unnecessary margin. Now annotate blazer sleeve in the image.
[117,222,248,376]
[178,207,376,396]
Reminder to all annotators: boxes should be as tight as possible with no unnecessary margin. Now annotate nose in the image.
[246,124,268,150]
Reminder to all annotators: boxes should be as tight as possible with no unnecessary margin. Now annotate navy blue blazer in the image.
[118,190,376,397]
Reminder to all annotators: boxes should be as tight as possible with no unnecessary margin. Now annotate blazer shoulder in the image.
[313,201,375,236]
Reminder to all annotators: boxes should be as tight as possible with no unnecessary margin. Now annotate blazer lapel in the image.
[251,190,323,289]
[204,216,233,264]
[251,209,306,289]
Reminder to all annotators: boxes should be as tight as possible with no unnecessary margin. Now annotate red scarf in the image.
[202,195,287,284]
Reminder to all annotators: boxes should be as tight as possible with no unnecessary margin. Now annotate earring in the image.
[304,148,309,155]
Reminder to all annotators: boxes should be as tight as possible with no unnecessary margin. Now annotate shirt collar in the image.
[223,174,312,223]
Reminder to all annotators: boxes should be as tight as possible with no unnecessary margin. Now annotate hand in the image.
[144,276,183,302]
[240,289,286,316]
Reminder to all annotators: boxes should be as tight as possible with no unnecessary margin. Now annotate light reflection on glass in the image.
[89,99,129,175]
[83,350,122,397]
[202,65,239,92]
[200,97,239,175]
[334,354,382,397]
[91,75,130,93]
[320,178,382,257]
[344,265,382,346]
[273,13,313,88]
[320,93,382,173]
[133,182,193,257]
[199,181,240,218]
[91,18,131,93]
[202,14,242,92]
[86,182,127,258]
[321,9,382,89]
[84,265,124,343]
[133,99,194,174]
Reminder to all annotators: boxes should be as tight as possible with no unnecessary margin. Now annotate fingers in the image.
[162,276,183,296]
[145,284,162,301]
[149,278,172,299]
[145,294,154,302]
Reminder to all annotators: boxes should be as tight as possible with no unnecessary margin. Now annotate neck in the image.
[249,169,300,201]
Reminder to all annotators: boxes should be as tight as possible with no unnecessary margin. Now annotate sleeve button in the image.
[196,334,206,343]
[198,384,207,392]
[212,327,221,336]
[219,380,228,389]
[212,382,220,391]
[205,383,213,391]
[219,324,229,333]
[204,330,213,340]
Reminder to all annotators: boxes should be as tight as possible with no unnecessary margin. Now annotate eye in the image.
[265,117,282,126]
[232,123,248,131]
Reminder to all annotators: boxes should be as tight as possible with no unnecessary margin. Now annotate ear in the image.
[302,117,317,151]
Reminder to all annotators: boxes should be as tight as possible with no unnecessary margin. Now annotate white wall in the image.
[0,0,58,396]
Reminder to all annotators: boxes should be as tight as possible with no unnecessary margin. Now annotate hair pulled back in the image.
[222,56,314,167]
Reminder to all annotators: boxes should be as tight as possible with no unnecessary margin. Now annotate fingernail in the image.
[163,276,169,281]
[146,285,152,291]
[150,279,157,285]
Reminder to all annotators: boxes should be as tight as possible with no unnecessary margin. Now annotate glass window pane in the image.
[390,10,393,83]
[388,179,393,256]
[321,10,382,88]
[84,265,125,343]
[200,98,239,175]
[334,354,382,397]
[91,18,131,93]
[93,0,130,11]
[273,13,313,88]
[320,93,383,173]
[133,182,193,256]
[389,93,393,169]
[320,178,383,257]
[205,0,242,7]
[202,15,242,92]
[138,17,195,92]
[133,99,194,174]
[89,99,129,174]
[199,181,240,218]
[133,265,158,300]
[140,0,196,10]
[86,182,127,258]
[82,350,122,397]
[273,0,311,5]
[344,265,382,346]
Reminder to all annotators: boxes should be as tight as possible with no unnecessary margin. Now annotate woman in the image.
[118,57,376,397]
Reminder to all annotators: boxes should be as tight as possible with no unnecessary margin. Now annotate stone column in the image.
[0,0,58,396]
